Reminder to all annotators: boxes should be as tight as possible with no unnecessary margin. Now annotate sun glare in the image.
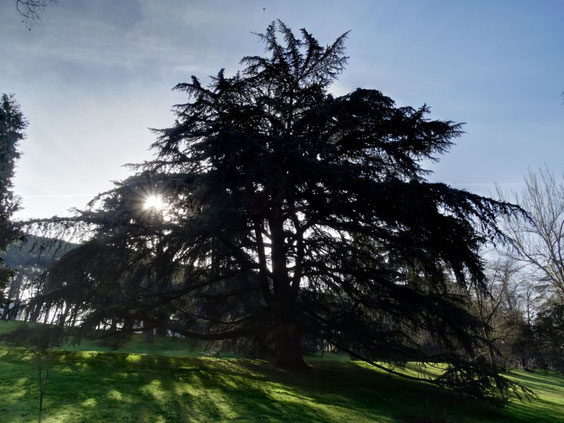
[144,194,165,211]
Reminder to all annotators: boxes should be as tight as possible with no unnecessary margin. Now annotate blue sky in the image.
[1,0,562,219]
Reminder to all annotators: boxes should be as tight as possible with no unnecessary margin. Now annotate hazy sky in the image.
[1,0,562,219]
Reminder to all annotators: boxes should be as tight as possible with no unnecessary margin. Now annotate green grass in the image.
[0,321,563,422]
[0,320,207,357]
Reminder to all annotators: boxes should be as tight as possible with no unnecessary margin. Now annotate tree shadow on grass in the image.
[2,350,339,422]
[503,370,564,423]
[1,348,560,422]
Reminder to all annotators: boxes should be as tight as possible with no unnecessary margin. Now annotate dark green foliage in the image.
[0,94,26,308]
[32,22,525,399]
[505,301,564,373]
[533,303,564,371]
[514,303,564,372]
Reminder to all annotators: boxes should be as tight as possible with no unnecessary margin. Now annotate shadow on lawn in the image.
[2,349,344,422]
[0,348,550,423]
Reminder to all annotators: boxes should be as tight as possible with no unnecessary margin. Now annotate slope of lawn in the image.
[0,321,563,423]
[0,320,205,357]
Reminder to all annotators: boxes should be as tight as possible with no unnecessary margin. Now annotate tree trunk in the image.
[266,196,307,370]
[144,327,154,343]
[272,322,307,370]
[156,311,169,337]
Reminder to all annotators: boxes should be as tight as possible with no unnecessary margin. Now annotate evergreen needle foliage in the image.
[28,21,526,400]
[0,94,26,308]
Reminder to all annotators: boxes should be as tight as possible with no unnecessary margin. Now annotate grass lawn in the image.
[0,321,563,422]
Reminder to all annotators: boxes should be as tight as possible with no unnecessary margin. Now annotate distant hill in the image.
[1,235,77,320]
[2,235,76,270]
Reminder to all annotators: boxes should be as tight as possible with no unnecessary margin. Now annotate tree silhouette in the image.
[31,22,525,399]
[0,94,26,309]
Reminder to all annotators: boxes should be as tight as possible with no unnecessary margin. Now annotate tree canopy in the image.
[28,22,525,400]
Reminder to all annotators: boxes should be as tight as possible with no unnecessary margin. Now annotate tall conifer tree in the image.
[0,94,26,306]
[35,22,525,399]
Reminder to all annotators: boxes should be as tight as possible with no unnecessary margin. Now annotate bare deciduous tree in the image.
[473,257,524,366]
[501,168,564,301]
[14,0,54,28]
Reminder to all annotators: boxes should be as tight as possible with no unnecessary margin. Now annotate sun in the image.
[143,194,165,211]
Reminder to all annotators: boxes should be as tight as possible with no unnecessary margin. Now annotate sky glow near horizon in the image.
[0,0,562,220]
